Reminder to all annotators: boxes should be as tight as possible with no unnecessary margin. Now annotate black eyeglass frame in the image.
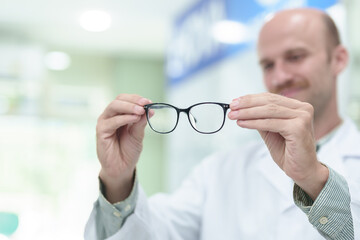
[143,102,230,134]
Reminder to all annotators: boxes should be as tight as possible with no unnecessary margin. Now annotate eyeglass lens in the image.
[147,103,226,133]
[189,103,225,133]
[147,104,178,133]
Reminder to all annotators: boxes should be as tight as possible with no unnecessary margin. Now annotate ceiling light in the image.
[79,10,112,32]
[44,51,71,71]
[211,20,248,44]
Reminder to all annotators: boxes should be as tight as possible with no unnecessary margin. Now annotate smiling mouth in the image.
[280,88,302,97]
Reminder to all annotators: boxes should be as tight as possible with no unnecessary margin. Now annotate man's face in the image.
[257,12,337,114]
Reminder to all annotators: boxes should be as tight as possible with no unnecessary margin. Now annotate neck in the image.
[314,115,342,140]
[313,96,342,140]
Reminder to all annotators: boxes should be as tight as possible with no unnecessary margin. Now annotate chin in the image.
[281,89,309,102]
[292,94,311,103]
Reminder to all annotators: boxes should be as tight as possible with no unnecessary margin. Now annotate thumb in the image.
[258,130,267,141]
[129,114,148,139]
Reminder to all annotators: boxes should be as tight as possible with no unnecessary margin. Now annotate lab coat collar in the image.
[316,118,360,177]
[327,118,360,157]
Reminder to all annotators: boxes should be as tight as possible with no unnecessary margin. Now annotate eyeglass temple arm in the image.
[144,105,169,110]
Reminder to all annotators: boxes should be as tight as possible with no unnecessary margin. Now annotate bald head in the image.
[259,8,340,54]
[321,11,341,49]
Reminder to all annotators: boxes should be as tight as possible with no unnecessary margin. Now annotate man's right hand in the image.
[96,94,152,203]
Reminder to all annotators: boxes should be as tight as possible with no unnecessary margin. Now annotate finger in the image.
[116,94,153,107]
[236,118,286,131]
[148,109,155,118]
[97,114,141,137]
[128,114,148,139]
[115,94,146,103]
[230,93,303,111]
[236,118,311,138]
[102,98,151,119]
[228,104,301,121]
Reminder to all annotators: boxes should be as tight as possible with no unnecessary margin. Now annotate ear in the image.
[331,45,348,76]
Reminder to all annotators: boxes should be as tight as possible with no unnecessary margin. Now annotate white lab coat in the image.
[85,118,360,240]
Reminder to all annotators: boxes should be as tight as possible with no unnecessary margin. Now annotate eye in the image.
[262,62,274,71]
[287,53,304,62]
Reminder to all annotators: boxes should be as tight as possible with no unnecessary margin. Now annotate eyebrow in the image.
[284,47,307,55]
[259,47,308,65]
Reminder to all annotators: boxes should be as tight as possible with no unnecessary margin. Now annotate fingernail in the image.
[230,100,240,108]
[228,111,237,119]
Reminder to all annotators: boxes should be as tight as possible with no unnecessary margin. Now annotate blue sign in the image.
[166,0,338,85]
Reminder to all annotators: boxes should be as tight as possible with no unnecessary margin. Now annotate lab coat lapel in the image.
[318,119,360,174]
[336,119,360,158]
[257,147,294,206]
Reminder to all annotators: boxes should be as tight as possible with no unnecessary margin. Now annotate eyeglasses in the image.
[144,102,230,134]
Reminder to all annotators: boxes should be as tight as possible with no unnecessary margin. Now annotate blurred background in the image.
[0,0,359,239]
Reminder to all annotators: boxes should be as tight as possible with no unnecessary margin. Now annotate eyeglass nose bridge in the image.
[176,107,199,130]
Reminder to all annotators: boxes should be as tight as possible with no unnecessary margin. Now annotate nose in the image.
[269,61,293,90]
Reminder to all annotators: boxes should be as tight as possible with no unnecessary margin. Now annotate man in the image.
[85,8,360,240]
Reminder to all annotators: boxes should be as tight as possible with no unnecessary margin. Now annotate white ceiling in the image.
[2,0,359,58]
[0,0,195,57]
